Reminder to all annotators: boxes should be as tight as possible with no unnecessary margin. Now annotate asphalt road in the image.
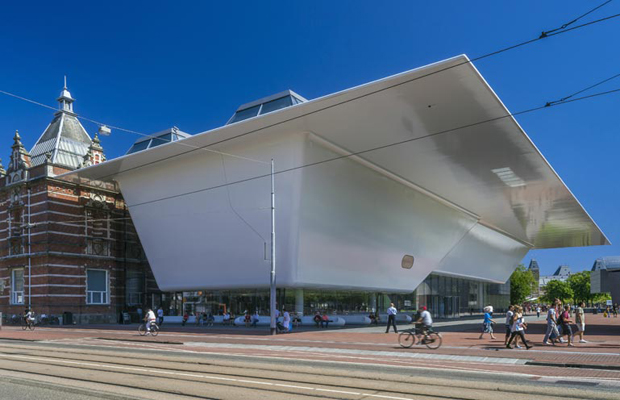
[1,339,619,400]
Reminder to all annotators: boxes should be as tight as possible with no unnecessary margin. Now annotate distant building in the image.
[590,257,620,305]
[537,265,572,299]
[540,265,571,286]
[527,259,540,298]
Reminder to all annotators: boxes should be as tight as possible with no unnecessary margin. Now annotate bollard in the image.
[0,312,2,330]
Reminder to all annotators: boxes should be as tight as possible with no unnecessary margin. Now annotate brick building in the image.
[0,83,160,324]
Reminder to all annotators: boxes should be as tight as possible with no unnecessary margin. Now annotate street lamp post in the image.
[270,159,277,335]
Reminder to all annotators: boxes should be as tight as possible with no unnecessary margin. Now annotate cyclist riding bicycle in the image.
[416,306,433,336]
[144,308,156,334]
[24,308,35,325]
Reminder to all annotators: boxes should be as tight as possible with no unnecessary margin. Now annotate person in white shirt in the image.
[145,308,156,333]
[24,309,35,325]
[575,302,587,343]
[282,309,291,332]
[506,306,532,349]
[251,311,260,327]
[417,306,433,335]
[386,303,398,333]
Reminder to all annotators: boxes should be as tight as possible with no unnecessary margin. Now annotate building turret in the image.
[6,130,32,184]
[29,79,93,173]
[81,132,106,168]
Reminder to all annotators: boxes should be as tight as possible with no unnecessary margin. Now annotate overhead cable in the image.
[540,0,613,38]
[545,72,620,106]
[2,6,619,173]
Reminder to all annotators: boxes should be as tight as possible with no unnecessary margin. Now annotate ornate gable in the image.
[6,130,31,184]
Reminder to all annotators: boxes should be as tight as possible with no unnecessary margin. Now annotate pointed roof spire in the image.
[57,76,74,113]
[7,129,32,179]
[12,130,25,150]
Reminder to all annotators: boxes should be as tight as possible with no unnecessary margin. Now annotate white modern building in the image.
[62,55,609,318]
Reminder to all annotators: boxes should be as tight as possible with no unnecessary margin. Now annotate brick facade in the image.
[0,89,160,325]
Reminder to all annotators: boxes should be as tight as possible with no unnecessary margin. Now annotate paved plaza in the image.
[2,312,619,385]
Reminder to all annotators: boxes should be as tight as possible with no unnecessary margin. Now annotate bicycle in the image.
[138,321,159,336]
[21,318,35,331]
[398,327,442,349]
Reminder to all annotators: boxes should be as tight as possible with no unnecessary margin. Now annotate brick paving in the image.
[2,312,619,380]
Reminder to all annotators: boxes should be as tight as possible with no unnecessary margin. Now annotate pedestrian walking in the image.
[504,305,514,346]
[575,301,587,343]
[543,300,561,345]
[558,305,574,347]
[385,303,398,333]
[479,306,496,340]
[157,306,164,326]
[506,306,532,349]
[536,306,541,319]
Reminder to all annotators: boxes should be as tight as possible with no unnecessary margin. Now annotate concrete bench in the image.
[378,314,413,323]
[340,315,372,325]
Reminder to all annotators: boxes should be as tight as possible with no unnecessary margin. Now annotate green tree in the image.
[542,279,573,304]
[509,264,536,305]
[567,271,592,305]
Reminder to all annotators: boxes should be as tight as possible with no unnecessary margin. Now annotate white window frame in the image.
[11,268,25,305]
[86,269,109,305]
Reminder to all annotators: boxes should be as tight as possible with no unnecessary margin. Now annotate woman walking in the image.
[558,305,575,347]
[479,306,496,340]
[506,306,532,349]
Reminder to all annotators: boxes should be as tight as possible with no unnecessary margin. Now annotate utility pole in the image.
[28,188,32,309]
[270,159,277,335]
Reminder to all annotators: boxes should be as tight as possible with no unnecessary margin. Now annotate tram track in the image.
[0,342,617,400]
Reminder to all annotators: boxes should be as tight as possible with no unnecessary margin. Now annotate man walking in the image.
[386,303,398,333]
[157,306,164,326]
[543,300,561,345]
[575,301,587,343]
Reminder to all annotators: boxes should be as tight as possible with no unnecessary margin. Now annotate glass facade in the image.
[153,273,510,319]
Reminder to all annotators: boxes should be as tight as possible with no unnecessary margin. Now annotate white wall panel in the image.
[296,138,479,292]
[435,223,530,283]
[117,133,305,291]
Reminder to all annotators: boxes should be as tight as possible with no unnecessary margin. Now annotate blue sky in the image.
[1,1,618,275]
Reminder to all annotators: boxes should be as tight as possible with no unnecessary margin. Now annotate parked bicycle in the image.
[398,327,442,349]
[138,321,159,336]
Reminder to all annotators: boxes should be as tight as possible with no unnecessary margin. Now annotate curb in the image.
[0,337,40,342]
[526,361,620,371]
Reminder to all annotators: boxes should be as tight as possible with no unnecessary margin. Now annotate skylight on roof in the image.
[226,90,307,125]
[491,167,526,187]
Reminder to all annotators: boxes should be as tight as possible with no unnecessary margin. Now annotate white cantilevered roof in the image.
[62,54,609,249]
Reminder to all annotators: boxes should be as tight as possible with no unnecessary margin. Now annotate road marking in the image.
[0,353,421,399]
[181,341,528,364]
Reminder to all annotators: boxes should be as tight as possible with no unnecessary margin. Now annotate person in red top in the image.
[558,305,574,347]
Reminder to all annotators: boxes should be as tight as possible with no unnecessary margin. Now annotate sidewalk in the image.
[2,313,619,372]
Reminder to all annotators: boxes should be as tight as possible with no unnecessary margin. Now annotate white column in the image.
[295,289,304,316]
[370,293,377,313]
